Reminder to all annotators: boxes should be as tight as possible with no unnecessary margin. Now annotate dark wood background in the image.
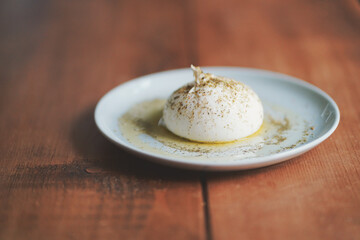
[1,0,359,239]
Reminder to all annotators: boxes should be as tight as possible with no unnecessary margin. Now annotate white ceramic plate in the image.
[95,67,340,171]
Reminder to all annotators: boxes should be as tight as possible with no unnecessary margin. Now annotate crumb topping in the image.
[166,65,251,121]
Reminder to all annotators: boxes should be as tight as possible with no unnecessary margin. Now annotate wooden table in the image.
[1,0,359,239]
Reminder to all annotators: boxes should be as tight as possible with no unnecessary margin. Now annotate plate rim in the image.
[94,66,340,171]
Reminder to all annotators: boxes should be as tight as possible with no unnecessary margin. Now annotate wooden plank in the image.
[196,0,360,239]
[0,0,205,239]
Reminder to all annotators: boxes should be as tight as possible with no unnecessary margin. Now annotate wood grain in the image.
[196,0,360,239]
[0,1,204,240]
[0,0,359,239]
